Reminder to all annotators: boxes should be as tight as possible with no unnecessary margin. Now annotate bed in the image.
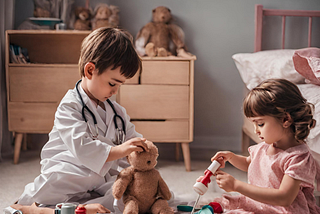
[233,4,320,200]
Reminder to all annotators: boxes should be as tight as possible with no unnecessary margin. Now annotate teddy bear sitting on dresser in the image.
[135,6,192,58]
[74,7,92,30]
[112,141,174,214]
[91,4,120,30]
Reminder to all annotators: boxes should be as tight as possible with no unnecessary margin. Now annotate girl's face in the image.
[249,115,286,145]
[86,65,127,103]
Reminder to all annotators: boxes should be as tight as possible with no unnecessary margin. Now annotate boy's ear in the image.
[84,62,96,79]
[282,113,293,128]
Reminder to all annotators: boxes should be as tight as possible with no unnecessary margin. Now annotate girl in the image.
[211,79,320,213]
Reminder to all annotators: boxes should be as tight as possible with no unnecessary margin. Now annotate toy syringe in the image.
[191,160,221,214]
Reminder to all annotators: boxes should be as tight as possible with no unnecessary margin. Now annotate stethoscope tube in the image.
[75,79,125,143]
[107,99,126,135]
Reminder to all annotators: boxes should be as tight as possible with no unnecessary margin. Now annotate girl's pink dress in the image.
[214,142,320,214]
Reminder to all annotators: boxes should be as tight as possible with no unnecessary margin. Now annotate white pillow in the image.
[232,49,305,90]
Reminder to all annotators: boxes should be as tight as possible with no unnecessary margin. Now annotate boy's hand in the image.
[84,203,110,214]
[11,202,54,214]
[211,151,235,168]
[107,137,148,162]
[120,137,148,156]
[215,170,237,192]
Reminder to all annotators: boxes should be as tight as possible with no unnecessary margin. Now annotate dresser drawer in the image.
[119,85,189,119]
[141,61,189,85]
[124,71,139,84]
[8,102,57,132]
[132,120,189,142]
[9,65,79,102]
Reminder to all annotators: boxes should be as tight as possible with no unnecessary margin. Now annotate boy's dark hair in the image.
[243,78,316,142]
[79,27,142,78]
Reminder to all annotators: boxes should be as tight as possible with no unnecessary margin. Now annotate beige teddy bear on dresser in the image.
[91,3,119,30]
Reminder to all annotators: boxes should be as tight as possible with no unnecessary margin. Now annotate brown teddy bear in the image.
[74,7,92,30]
[33,7,51,18]
[135,6,191,58]
[112,141,174,214]
[91,4,119,30]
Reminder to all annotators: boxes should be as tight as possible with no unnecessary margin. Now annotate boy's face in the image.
[86,65,126,102]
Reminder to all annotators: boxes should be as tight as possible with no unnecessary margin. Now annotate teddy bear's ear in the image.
[152,9,156,13]
[75,7,82,16]
[167,7,171,13]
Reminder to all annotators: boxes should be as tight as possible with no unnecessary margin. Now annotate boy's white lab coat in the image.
[18,84,142,210]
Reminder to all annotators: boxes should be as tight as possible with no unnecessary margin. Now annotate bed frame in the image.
[242,4,320,153]
[241,4,320,203]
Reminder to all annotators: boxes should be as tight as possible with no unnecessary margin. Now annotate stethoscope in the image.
[75,79,126,145]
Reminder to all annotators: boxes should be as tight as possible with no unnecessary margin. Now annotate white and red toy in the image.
[193,160,221,195]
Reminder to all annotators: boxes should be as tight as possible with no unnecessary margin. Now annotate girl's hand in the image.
[211,151,235,168]
[196,175,205,182]
[215,170,237,192]
[84,203,110,214]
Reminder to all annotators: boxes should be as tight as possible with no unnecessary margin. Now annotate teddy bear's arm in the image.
[168,24,186,50]
[112,168,133,200]
[157,176,172,200]
[135,23,154,56]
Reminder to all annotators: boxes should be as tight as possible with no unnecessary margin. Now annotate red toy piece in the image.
[208,202,223,213]
[75,205,86,214]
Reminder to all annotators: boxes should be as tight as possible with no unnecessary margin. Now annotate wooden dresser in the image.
[6,30,89,164]
[6,30,195,171]
[118,57,196,171]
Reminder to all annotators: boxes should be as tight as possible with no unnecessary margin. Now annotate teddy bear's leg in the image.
[156,47,168,57]
[145,43,157,57]
[150,199,174,214]
[177,48,194,58]
[123,196,139,214]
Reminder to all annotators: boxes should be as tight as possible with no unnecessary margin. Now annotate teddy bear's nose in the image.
[147,161,151,165]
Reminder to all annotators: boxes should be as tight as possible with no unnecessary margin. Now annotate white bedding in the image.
[233,50,320,160]
[298,84,320,161]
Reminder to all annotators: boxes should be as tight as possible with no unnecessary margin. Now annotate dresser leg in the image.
[13,133,24,164]
[22,133,28,150]
[181,143,191,171]
[175,143,180,161]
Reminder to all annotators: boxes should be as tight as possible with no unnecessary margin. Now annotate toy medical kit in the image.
[75,205,86,214]
[3,206,23,214]
[191,160,221,214]
[208,202,223,213]
[55,203,77,214]
[177,204,200,212]
[195,205,214,214]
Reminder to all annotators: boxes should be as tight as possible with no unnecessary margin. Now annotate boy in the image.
[17,28,148,211]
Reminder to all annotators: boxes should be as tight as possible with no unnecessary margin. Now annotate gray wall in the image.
[14,0,320,154]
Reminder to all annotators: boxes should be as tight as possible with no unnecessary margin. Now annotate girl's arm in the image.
[211,151,251,172]
[216,171,301,206]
